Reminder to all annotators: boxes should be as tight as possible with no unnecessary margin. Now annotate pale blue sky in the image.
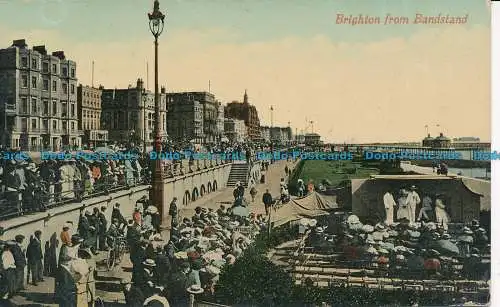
[0,0,490,44]
[0,0,491,142]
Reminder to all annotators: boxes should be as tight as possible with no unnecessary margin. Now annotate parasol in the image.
[433,240,460,256]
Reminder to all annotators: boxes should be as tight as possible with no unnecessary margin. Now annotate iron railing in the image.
[0,173,149,220]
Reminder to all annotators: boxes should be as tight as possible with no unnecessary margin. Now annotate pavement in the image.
[7,159,297,306]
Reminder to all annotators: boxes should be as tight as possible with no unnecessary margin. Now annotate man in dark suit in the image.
[98,206,108,251]
[11,234,27,292]
[262,189,273,215]
[26,230,44,285]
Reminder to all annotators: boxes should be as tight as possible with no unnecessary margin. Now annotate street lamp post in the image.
[148,0,166,226]
[142,89,147,154]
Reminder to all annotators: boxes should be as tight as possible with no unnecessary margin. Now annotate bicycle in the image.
[105,236,127,271]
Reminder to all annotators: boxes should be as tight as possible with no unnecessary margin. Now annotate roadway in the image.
[7,159,296,306]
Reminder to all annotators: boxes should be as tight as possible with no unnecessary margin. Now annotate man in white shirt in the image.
[2,243,17,299]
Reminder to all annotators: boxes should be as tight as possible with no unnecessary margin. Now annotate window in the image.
[31,58,37,69]
[21,97,28,113]
[21,57,28,67]
[62,122,67,130]
[71,104,75,117]
[31,76,37,88]
[62,103,67,117]
[52,80,57,92]
[52,120,57,129]
[71,122,75,131]
[62,67,67,77]
[21,118,27,131]
[70,68,75,78]
[62,83,68,94]
[21,75,28,88]
[42,62,49,73]
[43,119,48,128]
[43,79,49,91]
[52,101,57,115]
[52,64,57,74]
[70,84,75,94]
[31,119,37,129]
[43,100,49,115]
[31,98,37,114]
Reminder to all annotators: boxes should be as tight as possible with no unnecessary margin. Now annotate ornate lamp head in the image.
[148,0,165,37]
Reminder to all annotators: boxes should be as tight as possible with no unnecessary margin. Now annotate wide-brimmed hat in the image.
[71,235,84,244]
[429,249,440,257]
[315,227,324,234]
[378,248,389,255]
[214,224,223,231]
[229,221,240,227]
[410,185,417,190]
[120,278,131,285]
[441,233,451,240]
[375,223,385,230]
[205,265,221,275]
[361,224,374,233]
[462,227,474,235]
[187,284,204,294]
[143,259,156,267]
[78,248,93,259]
[347,215,360,224]
[146,206,158,214]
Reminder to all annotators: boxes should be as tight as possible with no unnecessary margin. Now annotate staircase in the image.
[227,162,250,187]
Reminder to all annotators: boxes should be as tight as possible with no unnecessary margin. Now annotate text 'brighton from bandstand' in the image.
[336,13,468,25]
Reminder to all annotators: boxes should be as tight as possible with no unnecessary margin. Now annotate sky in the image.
[0,0,491,143]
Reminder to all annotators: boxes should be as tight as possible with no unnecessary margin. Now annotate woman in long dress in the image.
[383,191,396,225]
[435,199,450,230]
[396,190,411,221]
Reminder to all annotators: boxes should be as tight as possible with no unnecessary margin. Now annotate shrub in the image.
[215,247,294,306]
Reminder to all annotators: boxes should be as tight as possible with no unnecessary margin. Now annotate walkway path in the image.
[400,162,457,176]
[178,159,298,220]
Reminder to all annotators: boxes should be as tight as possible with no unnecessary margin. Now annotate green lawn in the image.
[293,160,379,187]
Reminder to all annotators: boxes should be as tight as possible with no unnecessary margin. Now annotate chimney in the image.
[161,86,166,94]
[136,78,144,89]
[33,45,47,55]
[52,51,66,60]
[439,133,444,137]
[99,85,104,90]
[427,133,430,137]
[12,39,27,48]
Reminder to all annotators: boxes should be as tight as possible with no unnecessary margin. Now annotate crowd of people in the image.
[304,209,490,283]
[0,149,148,218]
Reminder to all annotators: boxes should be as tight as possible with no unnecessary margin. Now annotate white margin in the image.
[491,1,499,306]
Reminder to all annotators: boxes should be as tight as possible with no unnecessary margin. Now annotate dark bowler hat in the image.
[14,235,25,242]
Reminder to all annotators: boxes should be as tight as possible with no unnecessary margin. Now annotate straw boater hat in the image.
[143,259,156,267]
[410,185,417,190]
[375,223,385,231]
[187,284,204,294]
